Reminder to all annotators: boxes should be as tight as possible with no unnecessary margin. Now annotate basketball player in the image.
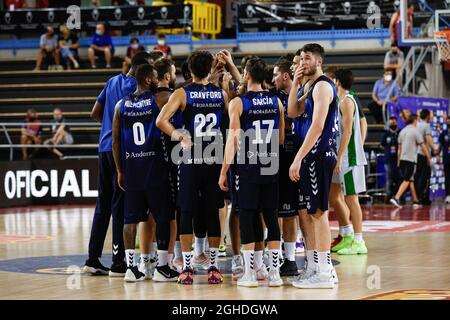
[83,52,152,276]
[136,58,180,277]
[289,43,337,289]
[271,58,299,276]
[156,51,229,285]
[112,64,179,282]
[219,57,285,287]
[329,69,368,255]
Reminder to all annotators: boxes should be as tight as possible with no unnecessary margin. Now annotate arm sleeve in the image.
[425,124,432,136]
[393,83,401,97]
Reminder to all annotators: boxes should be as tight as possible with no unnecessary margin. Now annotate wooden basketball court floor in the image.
[0,204,449,300]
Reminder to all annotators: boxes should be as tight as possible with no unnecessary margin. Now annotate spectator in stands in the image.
[390,113,431,209]
[414,109,437,205]
[153,34,172,59]
[90,0,101,6]
[6,0,25,10]
[88,24,114,69]
[122,38,144,74]
[21,108,43,160]
[34,26,61,71]
[438,116,450,204]
[384,44,404,83]
[381,116,401,199]
[368,69,400,124]
[43,108,73,159]
[58,24,80,70]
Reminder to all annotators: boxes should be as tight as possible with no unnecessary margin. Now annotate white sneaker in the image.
[445,195,450,204]
[124,266,146,282]
[255,266,268,280]
[237,270,258,287]
[268,269,283,287]
[331,268,339,284]
[292,271,335,289]
[152,265,180,282]
[138,261,153,280]
[287,267,315,284]
[193,253,209,271]
[231,255,244,281]
[73,60,80,69]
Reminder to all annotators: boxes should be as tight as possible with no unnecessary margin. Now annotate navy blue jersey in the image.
[238,91,280,183]
[439,129,450,165]
[292,85,306,149]
[119,91,167,190]
[297,75,338,161]
[182,82,225,161]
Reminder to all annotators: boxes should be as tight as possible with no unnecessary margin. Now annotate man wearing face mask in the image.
[43,108,74,159]
[88,24,114,69]
[438,116,450,204]
[122,38,145,75]
[153,34,172,60]
[381,117,401,201]
[34,26,61,71]
[368,69,400,124]
[384,44,404,82]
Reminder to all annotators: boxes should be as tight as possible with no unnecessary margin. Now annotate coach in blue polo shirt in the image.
[368,69,400,123]
[88,23,115,69]
[83,51,152,276]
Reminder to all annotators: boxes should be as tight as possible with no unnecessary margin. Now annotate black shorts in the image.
[278,142,299,218]
[399,160,416,182]
[237,178,279,210]
[124,186,174,225]
[299,151,336,214]
[177,163,224,211]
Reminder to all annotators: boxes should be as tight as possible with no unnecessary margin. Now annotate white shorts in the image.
[331,165,366,196]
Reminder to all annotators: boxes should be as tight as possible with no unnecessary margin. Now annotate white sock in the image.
[205,238,210,252]
[182,251,192,270]
[150,242,158,260]
[342,224,354,236]
[209,247,219,268]
[140,253,150,265]
[354,233,363,242]
[317,251,332,274]
[157,250,168,267]
[174,241,182,259]
[306,250,315,271]
[254,250,263,270]
[285,242,296,262]
[263,228,268,241]
[194,237,205,256]
[296,228,303,242]
[339,226,345,236]
[168,253,174,268]
[125,249,136,267]
[269,249,280,271]
[242,250,254,274]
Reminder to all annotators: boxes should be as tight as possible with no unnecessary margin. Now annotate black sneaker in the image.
[280,259,299,277]
[124,266,145,282]
[153,265,180,282]
[83,258,109,275]
[109,261,127,277]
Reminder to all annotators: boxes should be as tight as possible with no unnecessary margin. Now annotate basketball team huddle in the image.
[83,43,368,290]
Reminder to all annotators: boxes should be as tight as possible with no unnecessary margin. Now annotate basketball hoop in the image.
[434,30,450,62]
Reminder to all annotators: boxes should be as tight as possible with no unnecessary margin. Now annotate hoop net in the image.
[434,30,450,62]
